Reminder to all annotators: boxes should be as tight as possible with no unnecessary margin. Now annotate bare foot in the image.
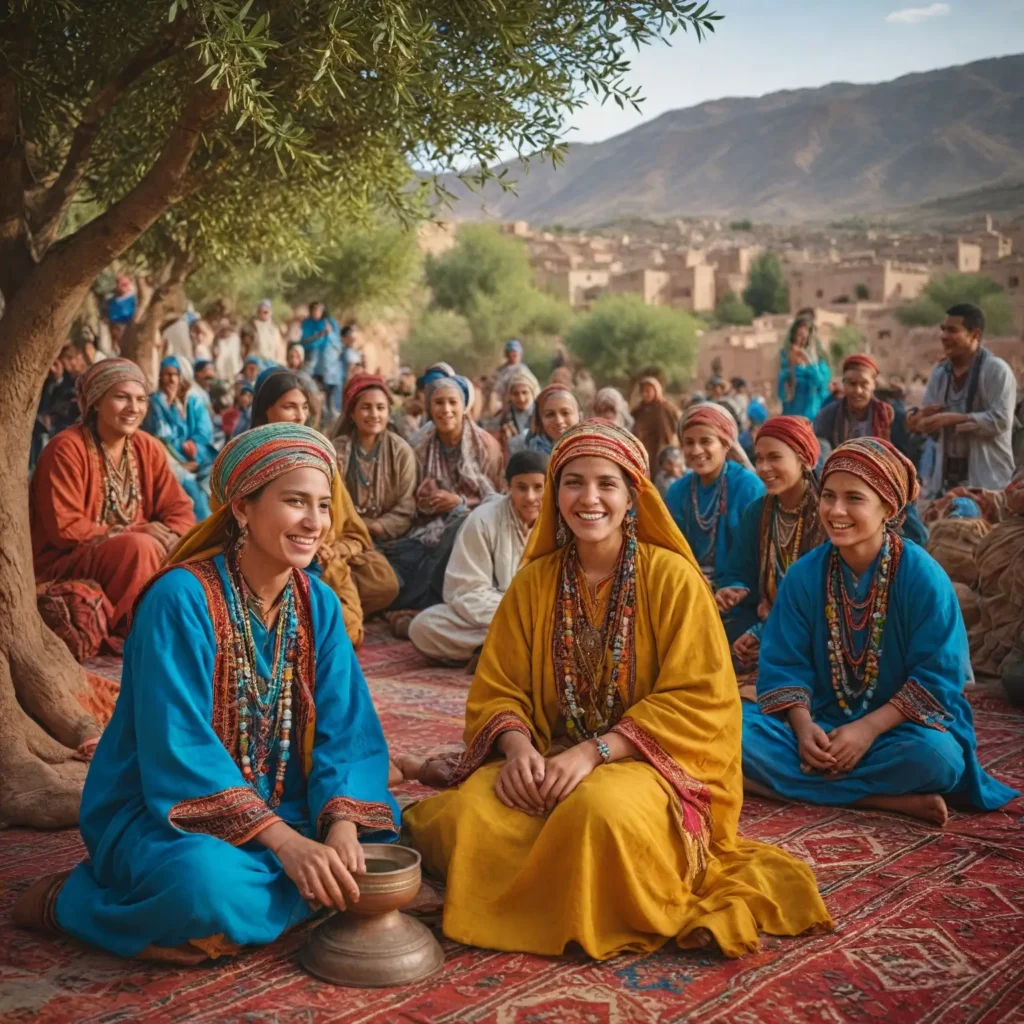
[388,759,405,787]
[853,793,948,826]
[392,752,428,784]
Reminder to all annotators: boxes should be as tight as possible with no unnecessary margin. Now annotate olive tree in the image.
[0,0,721,826]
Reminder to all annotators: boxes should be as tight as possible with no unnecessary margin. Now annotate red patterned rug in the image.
[3,624,1023,1023]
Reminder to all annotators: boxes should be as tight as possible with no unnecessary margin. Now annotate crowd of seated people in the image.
[16,292,1022,969]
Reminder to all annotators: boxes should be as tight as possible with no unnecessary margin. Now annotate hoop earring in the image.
[555,513,570,548]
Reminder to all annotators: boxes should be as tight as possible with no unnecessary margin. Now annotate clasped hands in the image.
[494,732,602,816]
[790,706,877,777]
[908,403,975,435]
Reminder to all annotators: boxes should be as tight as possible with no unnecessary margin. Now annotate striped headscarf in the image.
[76,357,147,417]
[822,437,919,521]
[211,423,335,506]
[550,419,649,485]
[167,423,339,566]
[756,415,820,470]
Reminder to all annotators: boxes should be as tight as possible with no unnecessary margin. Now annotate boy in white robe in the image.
[408,451,547,667]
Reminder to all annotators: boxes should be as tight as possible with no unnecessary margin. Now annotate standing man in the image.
[908,303,1017,497]
[493,339,540,405]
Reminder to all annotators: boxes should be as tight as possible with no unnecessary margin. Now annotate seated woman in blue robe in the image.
[743,437,1018,826]
[665,402,764,640]
[143,355,217,518]
[716,416,826,674]
[14,424,399,962]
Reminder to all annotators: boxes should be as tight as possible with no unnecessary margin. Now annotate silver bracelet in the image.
[595,738,611,763]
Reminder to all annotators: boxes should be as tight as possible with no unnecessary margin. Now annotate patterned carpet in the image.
[3,623,1024,1023]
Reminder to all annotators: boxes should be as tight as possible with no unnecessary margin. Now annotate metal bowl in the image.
[299,844,444,988]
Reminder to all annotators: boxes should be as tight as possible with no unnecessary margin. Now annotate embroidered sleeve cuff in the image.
[168,786,281,846]
[317,797,399,841]
[432,710,533,789]
[889,679,951,731]
[758,686,811,716]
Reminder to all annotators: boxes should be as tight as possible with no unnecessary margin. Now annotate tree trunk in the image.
[0,375,98,828]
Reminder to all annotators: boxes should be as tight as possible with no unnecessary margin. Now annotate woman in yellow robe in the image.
[403,421,832,960]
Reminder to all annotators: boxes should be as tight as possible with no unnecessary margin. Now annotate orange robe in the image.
[31,426,195,635]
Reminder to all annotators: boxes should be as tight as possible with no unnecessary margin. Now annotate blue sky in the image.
[566,0,1024,144]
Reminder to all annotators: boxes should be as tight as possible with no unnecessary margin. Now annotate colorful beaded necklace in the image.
[224,551,298,806]
[824,531,902,716]
[94,431,140,526]
[552,517,637,743]
[349,438,382,517]
[690,469,727,570]
[758,486,811,606]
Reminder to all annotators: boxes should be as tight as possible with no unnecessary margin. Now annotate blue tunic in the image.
[301,316,342,386]
[142,392,216,518]
[743,540,1017,811]
[56,557,399,957]
[777,350,832,420]
[664,461,765,592]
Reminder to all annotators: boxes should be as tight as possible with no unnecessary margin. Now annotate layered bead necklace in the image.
[824,532,902,716]
[690,469,728,570]
[759,486,811,606]
[350,438,382,517]
[553,523,637,743]
[94,431,140,526]
[224,551,298,807]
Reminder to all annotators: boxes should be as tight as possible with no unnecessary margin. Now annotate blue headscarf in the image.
[505,339,523,356]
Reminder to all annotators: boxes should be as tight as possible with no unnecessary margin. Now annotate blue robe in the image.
[664,461,765,593]
[56,556,399,957]
[743,539,1017,811]
[143,392,217,518]
[777,350,832,420]
[301,316,342,386]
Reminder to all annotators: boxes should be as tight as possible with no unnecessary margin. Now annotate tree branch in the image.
[26,26,189,256]
[0,32,36,302]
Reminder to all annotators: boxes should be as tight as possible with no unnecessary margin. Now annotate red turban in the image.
[842,353,880,376]
[822,437,919,520]
[756,415,820,469]
[677,403,738,446]
[341,373,391,425]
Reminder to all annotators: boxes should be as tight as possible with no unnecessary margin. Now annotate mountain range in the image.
[440,54,1024,226]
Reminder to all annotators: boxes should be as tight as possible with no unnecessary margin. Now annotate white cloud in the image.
[885,3,952,23]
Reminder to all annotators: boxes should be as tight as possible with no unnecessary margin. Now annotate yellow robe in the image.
[405,538,832,960]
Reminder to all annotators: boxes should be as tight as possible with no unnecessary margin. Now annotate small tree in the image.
[854,283,870,301]
[566,294,699,386]
[0,0,722,827]
[714,291,754,326]
[426,225,534,313]
[897,274,1015,336]
[743,253,789,316]
[403,309,476,374]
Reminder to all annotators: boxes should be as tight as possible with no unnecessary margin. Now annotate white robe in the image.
[408,495,530,664]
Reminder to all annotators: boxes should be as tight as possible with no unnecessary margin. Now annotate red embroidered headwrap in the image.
[822,437,919,519]
[677,402,738,446]
[756,415,820,470]
[842,354,880,376]
[550,419,649,485]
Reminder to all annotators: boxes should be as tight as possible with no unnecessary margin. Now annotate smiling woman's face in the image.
[557,455,632,547]
[235,466,333,572]
[818,470,889,549]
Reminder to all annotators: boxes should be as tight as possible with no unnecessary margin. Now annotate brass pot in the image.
[299,844,444,988]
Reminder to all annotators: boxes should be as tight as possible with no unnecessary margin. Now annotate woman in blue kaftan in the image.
[743,437,1017,823]
[665,403,763,640]
[777,315,832,420]
[143,355,217,518]
[15,425,398,961]
[301,300,342,418]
